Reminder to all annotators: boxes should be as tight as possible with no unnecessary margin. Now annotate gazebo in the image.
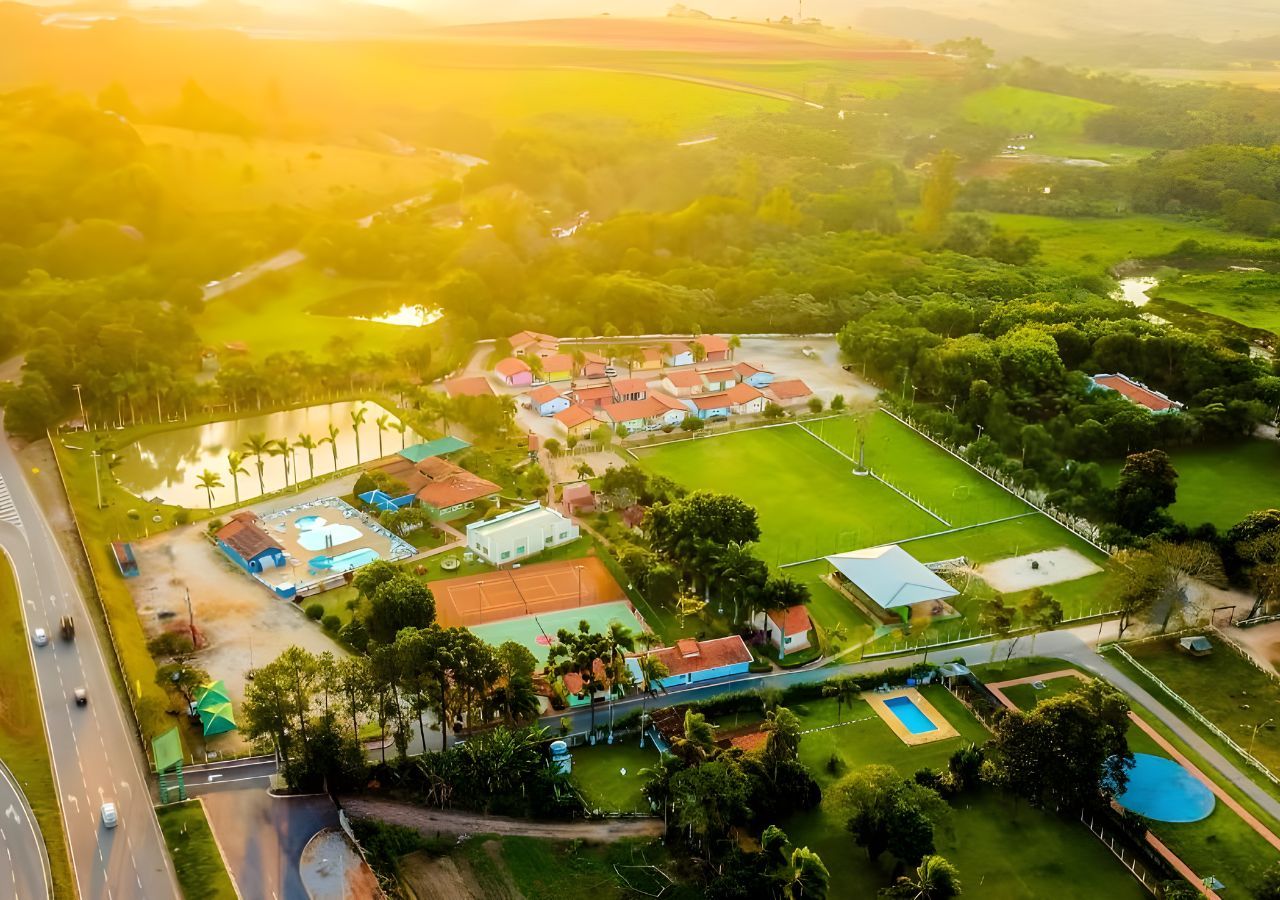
[195,681,238,737]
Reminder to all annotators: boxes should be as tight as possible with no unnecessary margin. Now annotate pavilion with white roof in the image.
[824,544,960,625]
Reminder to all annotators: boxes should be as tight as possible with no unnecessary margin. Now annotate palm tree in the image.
[602,622,636,738]
[893,855,961,900]
[295,433,318,483]
[760,706,801,780]
[242,432,271,497]
[389,418,408,449]
[671,709,717,763]
[350,407,368,463]
[196,470,223,510]
[226,451,248,505]
[822,679,857,724]
[712,540,764,624]
[374,413,390,458]
[267,439,291,489]
[319,423,341,473]
[638,753,683,826]
[728,334,742,360]
[779,846,830,900]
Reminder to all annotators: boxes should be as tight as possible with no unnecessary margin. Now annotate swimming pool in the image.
[883,696,939,735]
[297,523,362,552]
[296,515,324,530]
[329,548,380,573]
[1114,753,1215,823]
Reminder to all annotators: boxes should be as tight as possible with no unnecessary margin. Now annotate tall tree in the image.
[226,451,248,505]
[350,406,368,463]
[242,432,271,496]
[1114,449,1178,533]
[196,469,223,510]
[917,151,958,235]
[295,433,318,483]
[320,423,341,472]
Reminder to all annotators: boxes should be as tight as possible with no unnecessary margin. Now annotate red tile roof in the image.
[572,384,616,404]
[664,370,704,388]
[726,382,763,405]
[649,390,686,412]
[689,392,730,410]
[542,353,574,373]
[700,367,736,383]
[495,357,531,378]
[601,397,664,422]
[767,604,812,636]
[734,361,769,377]
[444,376,494,398]
[630,635,752,678]
[216,514,282,561]
[529,385,564,405]
[1092,374,1180,413]
[694,334,730,353]
[612,378,647,397]
[555,404,597,429]
[510,330,558,349]
[641,348,664,363]
[767,379,813,401]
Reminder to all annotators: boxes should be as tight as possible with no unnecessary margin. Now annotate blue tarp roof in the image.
[398,436,470,463]
[358,489,414,512]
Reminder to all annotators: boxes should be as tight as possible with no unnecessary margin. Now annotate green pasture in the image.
[1150,269,1280,336]
[961,85,1109,138]
[1099,439,1280,529]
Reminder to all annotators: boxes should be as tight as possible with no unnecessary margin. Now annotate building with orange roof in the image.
[700,367,738,392]
[612,378,648,402]
[638,347,665,371]
[554,403,599,439]
[625,636,753,688]
[664,341,694,367]
[660,369,705,397]
[365,453,501,520]
[444,376,495,398]
[509,330,559,357]
[755,605,813,657]
[570,383,617,410]
[495,356,533,386]
[764,378,813,406]
[540,353,575,383]
[726,382,766,415]
[529,385,570,416]
[733,361,775,389]
[693,333,731,361]
[1089,373,1183,414]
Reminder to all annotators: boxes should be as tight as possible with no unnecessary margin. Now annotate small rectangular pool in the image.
[883,696,939,735]
[330,547,381,573]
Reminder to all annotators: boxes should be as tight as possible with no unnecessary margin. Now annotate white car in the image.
[100,802,117,829]
[604,365,618,378]
[33,628,48,647]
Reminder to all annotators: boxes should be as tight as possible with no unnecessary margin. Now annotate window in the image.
[501,551,510,561]
[559,531,568,540]
[516,545,525,555]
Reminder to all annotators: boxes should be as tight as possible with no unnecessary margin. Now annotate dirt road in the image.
[342,797,663,840]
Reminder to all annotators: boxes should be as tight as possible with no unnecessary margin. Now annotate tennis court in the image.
[468,600,649,665]
[429,556,625,627]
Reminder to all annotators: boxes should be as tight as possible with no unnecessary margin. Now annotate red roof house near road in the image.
[626,635,753,687]
[1090,373,1183,414]
[444,376,495,398]
[764,379,813,405]
[693,333,731,361]
[758,605,812,657]
[554,403,599,437]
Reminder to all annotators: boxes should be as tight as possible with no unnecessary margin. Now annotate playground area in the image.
[429,556,625,627]
[468,600,649,664]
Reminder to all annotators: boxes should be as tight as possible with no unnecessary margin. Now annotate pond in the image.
[310,285,443,329]
[114,401,421,509]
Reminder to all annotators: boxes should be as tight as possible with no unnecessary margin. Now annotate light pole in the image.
[72,383,87,432]
[89,449,103,509]
[1250,718,1273,755]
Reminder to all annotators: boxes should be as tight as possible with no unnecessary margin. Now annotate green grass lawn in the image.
[568,740,661,814]
[1125,637,1280,778]
[634,423,942,568]
[1099,439,1280,529]
[961,85,1109,137]
[155,800,238,900]
[0,557,74,899]
[1149,269,1280,336]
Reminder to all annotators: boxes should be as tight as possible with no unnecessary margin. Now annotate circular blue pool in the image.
[296,515,324,530]
[1115,753,1215,823]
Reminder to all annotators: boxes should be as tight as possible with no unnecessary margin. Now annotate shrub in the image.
[173,509,191,525]
[322,615,341,633]
[305,603,324,620]
[339,619,369,652]
[147,632,195,657]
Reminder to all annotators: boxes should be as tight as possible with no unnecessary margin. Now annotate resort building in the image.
[726,382,766,415]
[637,347,664,371]
[554,403,598,439]
[444,376,495,398]
[664,342,694,367]
[754,605,812,658]
[540,353,576,383]
[560,481,596,515]
[363,446,500,521]
[612,378,648,402]
[598,392,687,433]
[509,330,559,358]
[693,333,731,362]
[625,636,753,688]
[1089,373,1183,414]
[495,357,533,387]
[682,392,732,420]
[824,545,959,625]
[529,385,570,417]
[215,512,286,575]
[660,369,704,397]
[700,367,738,392]
[466,503,580,565]
[569,383,617,409]
[734,361,774,389]
[764,378,814,407]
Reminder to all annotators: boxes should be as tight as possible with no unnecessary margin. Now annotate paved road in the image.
[200,789,337,900]
[0,757,51,900]
[0,416,179,900]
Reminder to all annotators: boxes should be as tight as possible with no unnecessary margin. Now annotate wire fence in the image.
[1079,811,1162,896]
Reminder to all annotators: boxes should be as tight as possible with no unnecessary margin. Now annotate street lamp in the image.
[1250,718,1273,755]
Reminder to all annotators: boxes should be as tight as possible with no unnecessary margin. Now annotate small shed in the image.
[1179,635,1213,657]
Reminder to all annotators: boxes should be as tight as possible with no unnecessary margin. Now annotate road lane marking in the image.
[0,476,20,527]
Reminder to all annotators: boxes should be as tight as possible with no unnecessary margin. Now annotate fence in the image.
[1237,612,1280,629]
[858,606,1120,661]
[1106,642,1280,787]
[878,408,1114,557]
[1214,626,1280,687]
[626,413,852,456]
[1079,811,1162,896]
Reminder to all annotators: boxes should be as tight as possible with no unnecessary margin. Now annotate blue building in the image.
[734,361,775,389]
[683,393,732,419]
[529,385,571,417]
[215,512,286,575]
[626,636,753,689]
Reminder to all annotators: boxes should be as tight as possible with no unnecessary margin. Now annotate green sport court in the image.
[467,600,647,666]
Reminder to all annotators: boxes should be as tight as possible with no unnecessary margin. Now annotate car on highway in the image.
[74,687,87,706]
[203,279,219,289]
[100,802,117,829]
[33,628,48,646]
[60,615,75,640]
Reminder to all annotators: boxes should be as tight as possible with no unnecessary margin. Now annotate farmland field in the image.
[1150,270,1280,336]
[961,85,1109,138]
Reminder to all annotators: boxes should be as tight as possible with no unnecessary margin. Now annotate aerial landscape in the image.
[6,0,1280,897]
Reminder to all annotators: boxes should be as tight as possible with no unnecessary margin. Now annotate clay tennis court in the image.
[430,556,625,627]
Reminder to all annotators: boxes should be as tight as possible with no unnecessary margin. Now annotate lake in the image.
[114,401,421,508]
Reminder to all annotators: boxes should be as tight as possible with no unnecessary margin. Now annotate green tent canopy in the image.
[196,680,231,710]
[198,701,238,737]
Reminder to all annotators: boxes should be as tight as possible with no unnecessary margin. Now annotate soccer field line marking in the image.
[776,510,1042,569]
[865,471,950,527]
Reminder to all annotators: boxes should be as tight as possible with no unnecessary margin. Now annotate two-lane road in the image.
[0,757,51,899]
[0,416,179,900]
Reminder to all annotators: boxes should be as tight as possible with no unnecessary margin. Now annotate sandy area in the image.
[1226,619,1280,677]
[976,547,1103,593]
[127,521,345,720]
[299,829,379,900]
[549,450,627,485]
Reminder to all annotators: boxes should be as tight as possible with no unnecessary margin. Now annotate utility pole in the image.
[72,383,87,432]
[185,587,196,648]
[90,450,103,510]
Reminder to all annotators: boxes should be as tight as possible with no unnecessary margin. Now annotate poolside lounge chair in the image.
[906,678,916,687]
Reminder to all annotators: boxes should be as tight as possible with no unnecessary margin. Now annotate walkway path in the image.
[341,798,663,840]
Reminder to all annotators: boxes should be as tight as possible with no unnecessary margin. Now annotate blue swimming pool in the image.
[329,547,380,573]
[296,515,324,530]
[883,696,938,735]
[1115,753,1215,823]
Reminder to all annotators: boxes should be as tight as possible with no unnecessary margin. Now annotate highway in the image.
[0,415,179,900]
[0,756,51,899]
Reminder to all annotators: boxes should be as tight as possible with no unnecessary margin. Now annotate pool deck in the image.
[863,687,959,746]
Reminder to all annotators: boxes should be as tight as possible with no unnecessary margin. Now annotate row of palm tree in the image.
[194,406,410,510]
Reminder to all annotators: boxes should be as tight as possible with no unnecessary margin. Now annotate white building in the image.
[466,503,579,565]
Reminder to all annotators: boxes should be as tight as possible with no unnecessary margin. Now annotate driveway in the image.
[200,789,338,900]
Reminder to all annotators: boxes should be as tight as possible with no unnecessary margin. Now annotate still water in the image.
[114,401,420,508]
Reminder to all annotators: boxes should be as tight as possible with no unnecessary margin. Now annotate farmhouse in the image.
[529,385,570,417]
[1089,373,1183,414]
[825,545,959,625]
[554,403,598,438]
[625,636,752,688]
[466,503,579,565]
[444,376,495,398]
[216,512,286,574]
[761,605,812,657]
[495,356,533,386]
